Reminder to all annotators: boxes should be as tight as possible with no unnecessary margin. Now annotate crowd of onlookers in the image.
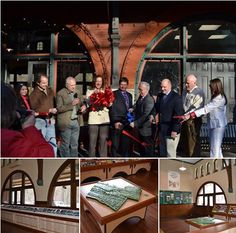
[1,73,228,158]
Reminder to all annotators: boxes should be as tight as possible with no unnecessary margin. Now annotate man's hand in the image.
[80,105,87,113]
[49,108,57,114]
[115,122,122,129]
[130,122,135,128]
[72,98,80,106]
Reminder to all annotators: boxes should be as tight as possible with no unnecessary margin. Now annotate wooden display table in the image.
[81,159,151,183]
[80,177,156,233]
[186,217,228,231]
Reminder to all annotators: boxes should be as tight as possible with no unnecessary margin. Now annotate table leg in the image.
[97,207,147,233]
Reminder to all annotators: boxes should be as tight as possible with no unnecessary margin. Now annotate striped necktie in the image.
[122,91,129,109]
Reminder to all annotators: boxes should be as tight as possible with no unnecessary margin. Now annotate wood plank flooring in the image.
[80,169,158,233]
[160,217,189,233]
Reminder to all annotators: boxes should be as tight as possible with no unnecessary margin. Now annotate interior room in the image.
[1,159,79,233]
[80,159,157,233]
[160,159,236,233]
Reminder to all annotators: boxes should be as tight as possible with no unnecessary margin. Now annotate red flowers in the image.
[90,86,114,111]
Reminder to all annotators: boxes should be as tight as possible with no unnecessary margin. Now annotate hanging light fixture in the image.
[179,161,187,171]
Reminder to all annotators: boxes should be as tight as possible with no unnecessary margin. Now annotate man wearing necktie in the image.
[155,79,184,157]
[109,77,133,156]
[130,81,155,157]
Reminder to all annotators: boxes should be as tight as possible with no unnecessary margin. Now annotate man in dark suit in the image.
[130,81,155,157]
[155,79,184,157]
[109,77,133,156]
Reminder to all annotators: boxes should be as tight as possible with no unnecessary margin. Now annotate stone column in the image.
[110,17,120,89]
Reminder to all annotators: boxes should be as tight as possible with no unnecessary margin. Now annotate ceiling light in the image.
[199,25,221,31]
[6,48,13,52]
[174,35,192,40]
[179,162,187,171]
[208,35,228,39]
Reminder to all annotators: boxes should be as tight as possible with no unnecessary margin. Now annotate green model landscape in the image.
[86,182,142,211]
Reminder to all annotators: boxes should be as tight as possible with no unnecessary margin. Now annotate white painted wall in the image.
[160,159,236,204]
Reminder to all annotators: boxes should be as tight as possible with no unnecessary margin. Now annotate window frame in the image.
[196,181,227,207]
[1,170,36,206]
[47,159,79,210]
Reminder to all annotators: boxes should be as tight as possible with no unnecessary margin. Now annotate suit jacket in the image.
[155,91,184,134]
[56,88,84,131]
[109,89,133,126]
[195,94,227,129]
[134,94,155,136]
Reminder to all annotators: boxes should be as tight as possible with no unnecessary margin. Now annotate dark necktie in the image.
[122,91,129,109]
[163,94,167,102]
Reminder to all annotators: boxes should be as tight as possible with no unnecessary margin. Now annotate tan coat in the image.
[56,88,84,131]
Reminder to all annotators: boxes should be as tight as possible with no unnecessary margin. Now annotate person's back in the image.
[1,82,54,157]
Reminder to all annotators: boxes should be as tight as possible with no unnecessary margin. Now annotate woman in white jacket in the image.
[86,76,113,157]
[184,78,227,158]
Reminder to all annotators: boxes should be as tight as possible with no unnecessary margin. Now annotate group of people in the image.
[1,73,228,158]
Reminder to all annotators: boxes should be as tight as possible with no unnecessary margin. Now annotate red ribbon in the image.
[122,130,150,147]
[89,86,114,111]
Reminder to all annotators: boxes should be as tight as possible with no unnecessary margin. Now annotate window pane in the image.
[216,195,226,204]
[57,61,94,95]
[209,196,213,206]
[25,189,35,205]
[215,185,223,193]
[76,160,79,180]
[151,28,180,53]
[141,61,180,96]
[53,185,71,207]
[199,188,203,195]
[58,29,86,53]
[76,186,79,209]
[11,191,15,204]
[2,191,9,204]
[205,196,208,206]
[24,176,32,186]
[57,165,71,182]
[16,190,21,204]
[12,173,22,187]
[205,183,214,194]
[197,196,203,206]
[187,21,236,54]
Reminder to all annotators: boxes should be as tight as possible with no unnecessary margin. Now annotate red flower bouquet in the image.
[89,86,114,111]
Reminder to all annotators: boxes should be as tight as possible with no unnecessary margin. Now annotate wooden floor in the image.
[160,217,189,233]
[80,169,158,233]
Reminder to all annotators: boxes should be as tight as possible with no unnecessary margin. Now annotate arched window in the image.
[206,162,211,175]
[221,159,227,170]
[196,182,226,206]
[200,165,204,177]
[1,170,35,205]
[214,159,218,172]
[48,159,79,209]
[195,168,198,179]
